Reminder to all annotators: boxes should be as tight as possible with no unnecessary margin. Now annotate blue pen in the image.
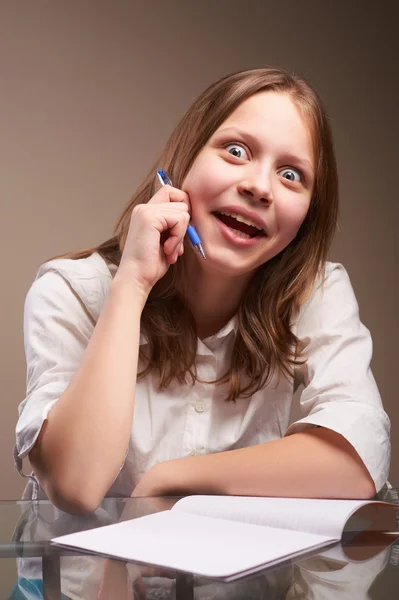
[157,169,206,260]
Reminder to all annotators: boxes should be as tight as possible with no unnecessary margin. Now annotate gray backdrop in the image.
[0,1,397,506]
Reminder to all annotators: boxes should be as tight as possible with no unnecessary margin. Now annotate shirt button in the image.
[195,401,206,413]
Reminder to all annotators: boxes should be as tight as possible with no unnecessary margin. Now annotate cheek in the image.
[277,196,311,235]
[183,160,228,209]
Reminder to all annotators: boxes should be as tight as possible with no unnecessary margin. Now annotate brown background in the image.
[0,0,397,503]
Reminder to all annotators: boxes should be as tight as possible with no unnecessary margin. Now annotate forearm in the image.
[30,271,146,513]
[145,428,376,500]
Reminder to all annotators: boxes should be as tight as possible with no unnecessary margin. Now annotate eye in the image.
[225,143,249,160]
[279,167,302,183]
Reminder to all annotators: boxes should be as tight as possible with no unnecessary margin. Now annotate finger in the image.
[162,213,190,256]
[163,231,187,260]
[168,249,179,265]
[166,245,181,265]
[149,184,191,211]
[137,203,189,239]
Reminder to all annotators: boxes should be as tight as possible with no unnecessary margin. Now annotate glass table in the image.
[1,488,398,599]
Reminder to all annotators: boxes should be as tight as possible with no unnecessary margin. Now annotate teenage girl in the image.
[15,68,390,514]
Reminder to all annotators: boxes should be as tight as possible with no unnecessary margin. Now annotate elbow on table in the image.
[44,478,104,515]
[29,440,107,514]
[41,467,119,514]
[29,454,105,514]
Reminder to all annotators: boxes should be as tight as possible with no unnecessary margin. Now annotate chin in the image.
[199,247,262,278]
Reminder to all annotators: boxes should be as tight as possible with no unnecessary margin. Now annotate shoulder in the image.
[301,261,354,308]
[295,261,359,329]
[26,252,116,322]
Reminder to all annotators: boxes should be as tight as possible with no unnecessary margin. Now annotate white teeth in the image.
[219,211,263,231]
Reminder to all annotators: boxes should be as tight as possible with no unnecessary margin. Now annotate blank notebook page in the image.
[174,496,377,538]
[53,510,333,579]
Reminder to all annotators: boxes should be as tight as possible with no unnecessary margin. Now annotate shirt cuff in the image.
[285,401,391,493]
[16,381,67,459]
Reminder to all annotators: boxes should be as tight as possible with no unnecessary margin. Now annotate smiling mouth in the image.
[213,212,266,239]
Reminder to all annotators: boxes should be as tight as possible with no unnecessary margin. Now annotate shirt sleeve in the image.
[16,271,95,460]
[285,263,391,493]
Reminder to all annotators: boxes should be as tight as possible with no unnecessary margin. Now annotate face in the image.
[182,91,315,278]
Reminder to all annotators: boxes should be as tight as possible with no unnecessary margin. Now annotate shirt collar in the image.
[202,316,237,342]
[197,316,237,355]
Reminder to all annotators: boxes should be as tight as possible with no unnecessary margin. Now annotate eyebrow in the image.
[215,126,315,176]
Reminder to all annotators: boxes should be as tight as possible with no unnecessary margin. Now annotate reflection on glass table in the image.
[1,487,398,600]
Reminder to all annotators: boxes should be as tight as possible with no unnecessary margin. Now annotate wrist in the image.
[112,265,150,309]
[131,464,165,497]
[151,458,194,496]
[144,464,168,496]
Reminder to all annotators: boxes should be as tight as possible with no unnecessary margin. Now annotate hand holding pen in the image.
[118,175,193,295]
[157,170,206,260]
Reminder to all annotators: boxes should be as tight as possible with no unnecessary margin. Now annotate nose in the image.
[237,170,273,205]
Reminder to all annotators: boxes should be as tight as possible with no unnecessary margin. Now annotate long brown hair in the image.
[47,67,338,401]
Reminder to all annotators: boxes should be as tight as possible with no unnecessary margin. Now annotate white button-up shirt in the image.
[15,252,391,498]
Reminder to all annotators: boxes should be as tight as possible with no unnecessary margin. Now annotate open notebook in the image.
[51,495,398,580]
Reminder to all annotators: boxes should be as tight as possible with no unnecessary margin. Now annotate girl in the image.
[15,67,390,515]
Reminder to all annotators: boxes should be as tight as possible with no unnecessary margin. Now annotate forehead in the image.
[216,91,314,159]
